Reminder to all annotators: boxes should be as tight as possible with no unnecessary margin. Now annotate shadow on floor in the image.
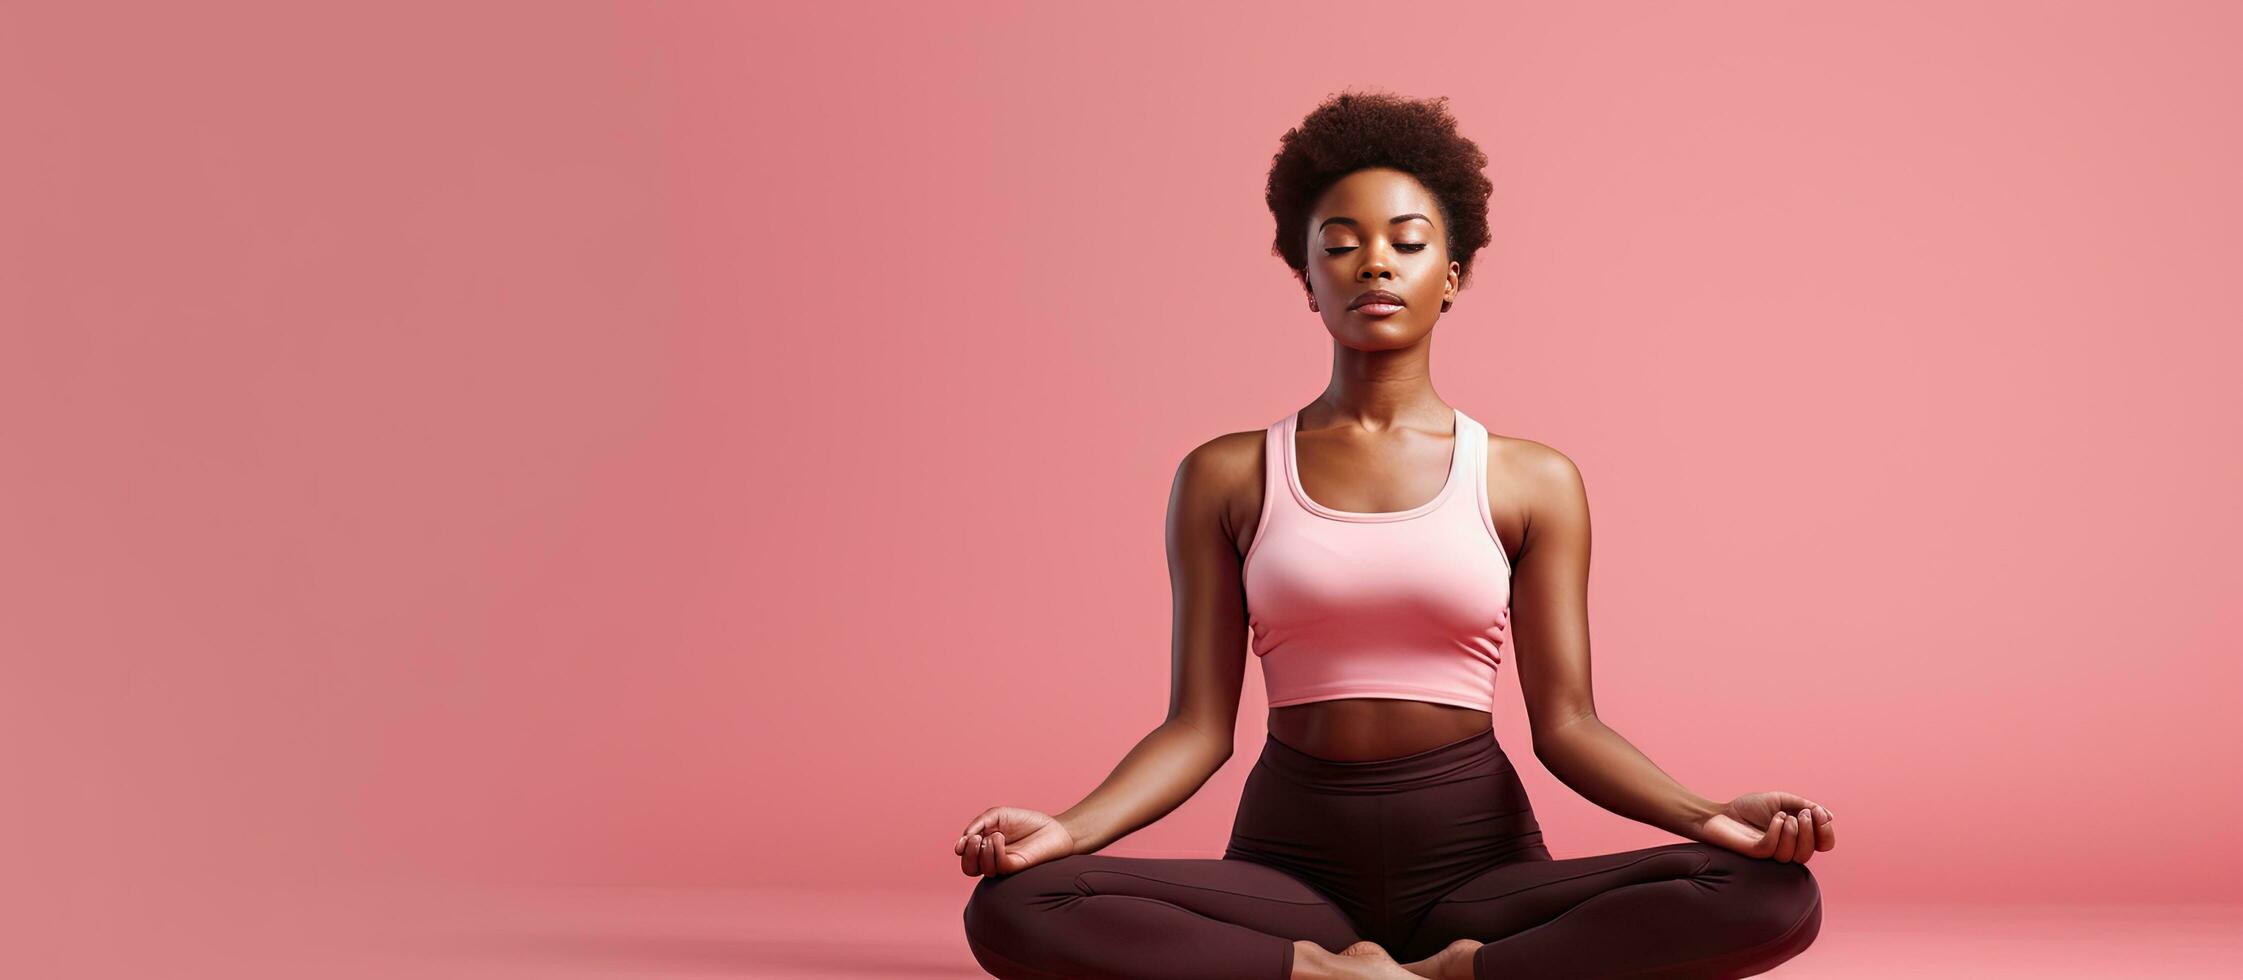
[422,931,985,977]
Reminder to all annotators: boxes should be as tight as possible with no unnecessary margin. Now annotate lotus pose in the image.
[956,90,1831,980]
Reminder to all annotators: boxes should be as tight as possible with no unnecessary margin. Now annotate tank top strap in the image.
[1433,409,1478,519]
[1452,410,1487,492]
[1243,414,1295,571]
[1453,409,1512,577]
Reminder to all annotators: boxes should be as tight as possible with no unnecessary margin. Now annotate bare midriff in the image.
[1266,698,1493,762]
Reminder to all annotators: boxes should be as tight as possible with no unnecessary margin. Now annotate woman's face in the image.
[1304,167,1460,349]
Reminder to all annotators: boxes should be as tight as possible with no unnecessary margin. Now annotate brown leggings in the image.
[962,728,1821,979]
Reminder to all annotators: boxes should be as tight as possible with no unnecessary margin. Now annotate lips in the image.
[1349,289,1405,310]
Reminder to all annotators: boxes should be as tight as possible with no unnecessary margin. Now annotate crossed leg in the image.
[962,852,1367,980]
[1398,842,1822,979]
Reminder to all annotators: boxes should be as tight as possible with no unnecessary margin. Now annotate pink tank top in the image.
[1242,406,1514,711]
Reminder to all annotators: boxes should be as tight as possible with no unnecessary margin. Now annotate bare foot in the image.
[1292,939,1423,979]
[1398,938,1483,980]
[1339,940,1423,978]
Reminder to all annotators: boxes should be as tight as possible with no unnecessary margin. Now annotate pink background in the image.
[5,1,2239,976]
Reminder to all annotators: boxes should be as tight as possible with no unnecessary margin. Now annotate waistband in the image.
[1254,727,1505,793]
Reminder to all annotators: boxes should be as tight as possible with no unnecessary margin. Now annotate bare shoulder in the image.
[1483,429,1587,521]
[1173,426,1272,553]
[1178,426,1266,486]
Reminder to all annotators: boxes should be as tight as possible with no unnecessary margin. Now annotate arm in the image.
[1055,436,1255,855]
[1507,444,1723,840]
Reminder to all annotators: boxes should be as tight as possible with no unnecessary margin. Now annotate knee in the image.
[961,856,1095,966]
[1700,847,1822,953]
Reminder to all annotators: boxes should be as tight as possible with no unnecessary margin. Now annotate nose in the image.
[1357,244,1398,281]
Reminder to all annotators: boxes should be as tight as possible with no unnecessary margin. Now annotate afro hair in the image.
[1265,89,1494,300]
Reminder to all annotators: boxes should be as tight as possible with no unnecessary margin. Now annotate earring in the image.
[1309,300,1319,312]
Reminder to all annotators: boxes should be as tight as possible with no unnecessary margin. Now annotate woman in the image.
[955,90,1831,980]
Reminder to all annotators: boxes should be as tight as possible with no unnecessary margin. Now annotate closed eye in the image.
[1325,244,1429,255]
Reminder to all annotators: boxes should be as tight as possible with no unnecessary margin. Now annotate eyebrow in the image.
[1317,213,1432,232]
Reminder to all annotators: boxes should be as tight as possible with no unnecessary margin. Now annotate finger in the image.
[985,831,1006,876]
[963,834,983,876]
[1814,804,1836,851]
[959,810,995,848]
[1755,813,1783,859]
[1775,813,1797,863]
[1797,799,1834,829]
[1791,809,1815,864]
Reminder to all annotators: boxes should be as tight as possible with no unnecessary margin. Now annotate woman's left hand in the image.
[1693,791,1835,863]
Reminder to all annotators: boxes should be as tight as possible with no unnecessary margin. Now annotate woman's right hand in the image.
[955,806,1076,877]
